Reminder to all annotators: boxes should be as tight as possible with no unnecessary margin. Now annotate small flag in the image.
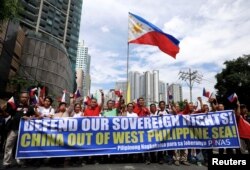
[40,86,46,98]
[238,116,250,139]
[203,88,210,98]
[30,87,37,97]
[128,12,180,58]
[31,94,39,105]
[74,89,81,99]
[61,90,66,102]
[7,96,16,110]
[115,89,123,97]
[84,96,91,106]
[227,93,238,102]
[209,92,216,99]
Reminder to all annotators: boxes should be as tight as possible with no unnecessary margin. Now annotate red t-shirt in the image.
[133,105,150,117]
[84,105,101,117]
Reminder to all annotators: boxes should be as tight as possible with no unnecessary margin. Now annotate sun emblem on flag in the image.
[132,23,143,34]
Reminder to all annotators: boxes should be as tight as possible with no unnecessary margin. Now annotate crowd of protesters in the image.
[0,90,249,169]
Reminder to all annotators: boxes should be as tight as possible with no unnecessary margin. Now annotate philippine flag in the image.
[61,90,66,102]
[128,12,180,58]
[227,93,238,103]
[203,88,210,98]
[74,89,81,99]
[7,96,16,110]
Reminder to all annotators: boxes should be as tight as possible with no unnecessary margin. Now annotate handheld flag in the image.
[115,89,123,97]
[128,12,180,58]
[209,92,216,99]
[84,96,91,106]
[61,90,66,102]
[227,93,238,102]
[30,87,37,97]
[31,95,39,105]
[238,116,250,139]
[40,86,46,98]
[203,88,210,98]
[74,89,81,99]
[7,96,16,110]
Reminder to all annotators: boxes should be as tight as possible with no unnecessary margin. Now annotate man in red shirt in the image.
[84,90,104,117]
[83,91,104,164]
[133,97,150,117]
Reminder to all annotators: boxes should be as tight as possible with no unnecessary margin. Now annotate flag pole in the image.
[127,43,129,87]
[127,13,130,104]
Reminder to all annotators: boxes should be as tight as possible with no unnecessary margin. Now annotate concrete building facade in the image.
[19,0,83,71]
[19,31,74,98]
[0,21,25,98]
[168,83,183,103]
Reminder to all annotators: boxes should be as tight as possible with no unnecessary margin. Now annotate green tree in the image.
[215,55,250,109]
[0,0,22,22]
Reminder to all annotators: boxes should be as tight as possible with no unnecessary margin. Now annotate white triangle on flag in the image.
[61,91,66,102]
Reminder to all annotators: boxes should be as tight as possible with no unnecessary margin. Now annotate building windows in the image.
[47,18,52,25]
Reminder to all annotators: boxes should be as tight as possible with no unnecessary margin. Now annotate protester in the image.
[145,104,157,165]
[54,102,69,118]
[133,97,150,117]
[36,96,55,118]
[103,100,118,117]
[0,105,8,154]
[149,103,157,116]
[125,103,138,117]
[83,90,104,164]
[84,90,104,117]
[156,101,168,164]
[235,101,250,154]
[1,91,39,169]
[69,103,84,117]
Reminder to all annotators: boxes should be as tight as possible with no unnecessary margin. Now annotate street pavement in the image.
[0,163,207,170]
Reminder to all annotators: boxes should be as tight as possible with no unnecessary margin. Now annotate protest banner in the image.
[16,110,240,159]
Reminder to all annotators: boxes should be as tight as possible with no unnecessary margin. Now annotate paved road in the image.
[1,163,207,170]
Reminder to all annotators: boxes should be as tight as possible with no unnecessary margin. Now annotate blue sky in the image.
[79,0,250,102]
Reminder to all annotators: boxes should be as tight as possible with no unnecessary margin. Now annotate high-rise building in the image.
[168,83,183,103]
[75,68,83,94]
[153,70,159,103]
[107,89,116,101]
[76,41,91,96]
[159,81,166,102]
[145,71,152,106]
[19,0,83,71]
[134,72,140,100]
[126,70,165,106]
[139,75,145,99]
[128,71,135,101]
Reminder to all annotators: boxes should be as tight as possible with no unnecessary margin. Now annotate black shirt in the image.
[10,104,35,130]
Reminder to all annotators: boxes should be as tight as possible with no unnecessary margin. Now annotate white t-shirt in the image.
[157,110,168,116]
[126,111,138,117]
[38,106,55,117]
[150,111,158,117]
[72,111,83,117]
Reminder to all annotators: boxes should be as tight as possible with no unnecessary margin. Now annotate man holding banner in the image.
[2,91,39,169]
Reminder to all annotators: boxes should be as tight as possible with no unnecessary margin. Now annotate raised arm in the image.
[235,99,241,117]
[99,90,104,110]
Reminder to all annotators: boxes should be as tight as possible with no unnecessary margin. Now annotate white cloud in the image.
[79,0,250,100]
[101,26,110,33]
